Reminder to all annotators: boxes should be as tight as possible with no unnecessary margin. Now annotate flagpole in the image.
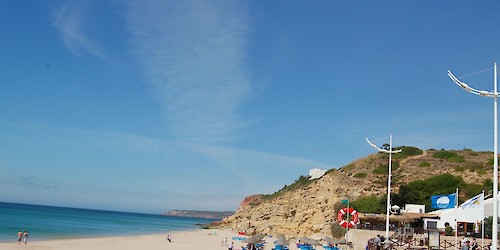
[482,190,485,249]
[456,188,459,208]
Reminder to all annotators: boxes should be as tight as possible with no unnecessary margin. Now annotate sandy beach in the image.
[0,228,389,250]
[0,228,478,250]
[0,229,301,250]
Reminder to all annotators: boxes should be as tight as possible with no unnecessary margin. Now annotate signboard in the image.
[428,229,440,250]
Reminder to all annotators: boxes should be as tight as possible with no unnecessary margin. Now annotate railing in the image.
[369,237,492,250]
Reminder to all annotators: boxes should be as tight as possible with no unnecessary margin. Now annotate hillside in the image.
[217,148,495,238]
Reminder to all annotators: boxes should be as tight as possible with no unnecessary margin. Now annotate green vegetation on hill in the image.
[432,150,465,162]
[393,146,423,159]
[351,174,493,213]
[255,147,494,212]
[350,195,384,213]
[263,175,313,200]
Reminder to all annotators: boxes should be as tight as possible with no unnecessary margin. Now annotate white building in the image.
[403,204,426,214]
[423,193,497,233]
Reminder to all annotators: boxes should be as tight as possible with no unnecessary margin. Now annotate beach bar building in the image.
[424,194,499,235]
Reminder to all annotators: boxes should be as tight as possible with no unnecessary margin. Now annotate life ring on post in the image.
[337,207,359,228]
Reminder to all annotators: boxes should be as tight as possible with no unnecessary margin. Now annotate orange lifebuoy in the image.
[337,207,359,228]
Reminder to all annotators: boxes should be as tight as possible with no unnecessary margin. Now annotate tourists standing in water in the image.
[17,230,23,244]
[23,230,28,244]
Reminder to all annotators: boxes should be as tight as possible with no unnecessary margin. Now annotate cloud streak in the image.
[125,0,252,144]
[0,121,332,210]
[52,0,110,61]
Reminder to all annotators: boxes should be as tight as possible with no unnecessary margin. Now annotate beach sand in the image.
[0,229,298,250]
[0,229,392,250]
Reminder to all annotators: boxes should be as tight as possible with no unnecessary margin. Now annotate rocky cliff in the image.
[164,210,234,219]
[218,148,494,238]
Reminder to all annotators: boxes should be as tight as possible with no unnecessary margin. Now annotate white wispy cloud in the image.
[0,121,333,210]
[52,0,110,61]
[125,0,252,144]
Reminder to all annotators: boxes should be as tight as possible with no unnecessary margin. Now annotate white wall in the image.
[426,194,500,230]
[404,204,425,213]
[436,207,483,229]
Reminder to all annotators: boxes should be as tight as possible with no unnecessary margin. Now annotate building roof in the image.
[359,212,439,223]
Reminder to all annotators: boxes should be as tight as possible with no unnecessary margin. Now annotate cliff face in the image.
[221,170,366,237]
[164,210,234,219]
[219,149,494,238]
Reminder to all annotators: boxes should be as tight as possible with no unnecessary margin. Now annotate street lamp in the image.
[448,63,498,250]
[366,135,402,239]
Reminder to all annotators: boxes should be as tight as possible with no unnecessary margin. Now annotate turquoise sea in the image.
[0,202,217,243]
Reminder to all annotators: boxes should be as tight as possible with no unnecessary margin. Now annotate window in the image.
[427,221,437,229]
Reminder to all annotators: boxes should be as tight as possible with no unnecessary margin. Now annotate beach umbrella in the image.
[275,235,289,246]
[297,237,321,246]
[242,237,261,244]
[323,237,334,245]
[254,233,265,240]
[306,239,321,246]
[243,234,265,244]
[332,239,348,244]
[298,236,311,242]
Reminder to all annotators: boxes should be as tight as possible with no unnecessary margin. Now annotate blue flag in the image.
[431,193,456,209]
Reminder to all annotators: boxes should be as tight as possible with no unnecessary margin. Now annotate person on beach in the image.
[470,238,478,250]
[461,236,468,247]
[461,240,470,250]
[23,230,28,244]
[228,241,234,250]
[167,234,172,242]
[222,237,227,246]
[17,230,23,244]
[374,235,381,250]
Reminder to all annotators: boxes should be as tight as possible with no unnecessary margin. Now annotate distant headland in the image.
[163,210,234,219]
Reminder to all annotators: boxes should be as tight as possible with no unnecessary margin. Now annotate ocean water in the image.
[0,202,217,243]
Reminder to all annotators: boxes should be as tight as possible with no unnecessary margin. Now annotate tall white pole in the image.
[483,190,485,249]
[366,136,401,240]
[448,63,499,249]
[493,62,498,250]
[385,135,394,239]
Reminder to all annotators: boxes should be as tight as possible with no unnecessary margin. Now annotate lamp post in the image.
[448,63,498,250]
[366,135,402,239]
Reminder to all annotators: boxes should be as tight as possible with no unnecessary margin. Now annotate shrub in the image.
[351,195,385,213]
[488,158,494,166]
[393,146,424,159]
[341,164,355,172]
[433,151,459,159]
[445,225,454,236]
[373,165,387,175]
[353,173,367,178]
[331,223,345,238]
[448,156,465,163]
[419,162,431,167]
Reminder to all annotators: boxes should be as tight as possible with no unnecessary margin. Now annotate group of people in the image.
[221,237,234,250]
[17,230,28,244]
[372,234,388,250]
[461,237,479,250]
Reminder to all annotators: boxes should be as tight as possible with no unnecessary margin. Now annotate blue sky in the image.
[1,0,500,213]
